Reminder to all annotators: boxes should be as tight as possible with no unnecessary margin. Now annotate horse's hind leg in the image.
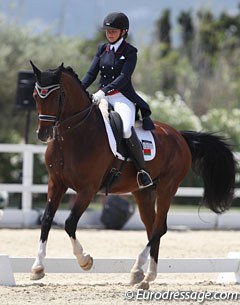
[65,192,93,271]
[130,188,156,285]
[131,186,172,289]
[137,190,171,290]
[138,217,167,290]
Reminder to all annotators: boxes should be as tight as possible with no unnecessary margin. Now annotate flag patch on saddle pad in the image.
[142,140,153,156]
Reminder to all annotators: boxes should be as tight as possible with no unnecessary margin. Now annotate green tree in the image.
[201,108,240,148]
[178,10,194,62]
[0,16,96,144]
[178,11,194,44]
[140,91,202,131]
[155,9,171,57]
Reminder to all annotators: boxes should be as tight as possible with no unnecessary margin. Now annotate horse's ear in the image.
[55,62,64,79]
[59,62,64,73]
[30,60,41,80]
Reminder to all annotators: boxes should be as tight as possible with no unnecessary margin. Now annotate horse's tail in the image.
[181,131,236,214]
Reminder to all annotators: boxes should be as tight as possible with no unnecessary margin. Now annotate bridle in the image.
[35,81,95,137]
[35,82,64,123]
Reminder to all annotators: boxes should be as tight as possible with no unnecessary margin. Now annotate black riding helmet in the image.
[103,12,129,44]
[103,12,129,30]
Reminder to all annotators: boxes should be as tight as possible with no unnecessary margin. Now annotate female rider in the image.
[82,12,154,188]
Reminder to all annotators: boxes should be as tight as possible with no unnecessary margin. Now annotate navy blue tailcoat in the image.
[82,40,154,129]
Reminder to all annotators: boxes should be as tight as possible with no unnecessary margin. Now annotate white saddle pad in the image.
[102,117,156,161]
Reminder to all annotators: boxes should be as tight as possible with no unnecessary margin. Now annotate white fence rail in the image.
[1,252,240,286]
[0,143,240,211]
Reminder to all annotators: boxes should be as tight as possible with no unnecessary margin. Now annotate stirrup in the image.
[137,170,153,189]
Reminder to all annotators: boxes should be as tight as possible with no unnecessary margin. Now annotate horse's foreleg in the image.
[31,182,66,280]
[70,236,93,270]
[65,192,93,271]
[31,203,54,280]
[31,240,47,280]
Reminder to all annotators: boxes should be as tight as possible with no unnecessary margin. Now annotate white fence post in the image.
[21,145,35,227]
[0,254,15,286]
[22,146,33,211]
[217,252,240,284]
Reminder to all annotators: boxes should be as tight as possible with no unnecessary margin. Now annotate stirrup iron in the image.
[137,169,153,189]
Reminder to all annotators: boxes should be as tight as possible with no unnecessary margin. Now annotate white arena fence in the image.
[0,252,240,286]
[0,145,240,286]
[0,143,240,228]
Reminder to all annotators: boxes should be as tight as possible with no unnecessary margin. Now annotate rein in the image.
[53,103,95,138]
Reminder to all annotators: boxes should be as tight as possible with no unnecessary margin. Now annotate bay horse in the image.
[30,61,236,290]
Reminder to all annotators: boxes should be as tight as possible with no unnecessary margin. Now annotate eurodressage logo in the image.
[142,140,153,156]
[125,289,240,302]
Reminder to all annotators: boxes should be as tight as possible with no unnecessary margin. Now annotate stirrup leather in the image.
[137,170,153,189]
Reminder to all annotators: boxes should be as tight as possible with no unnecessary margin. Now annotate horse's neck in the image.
[62,73,92,117]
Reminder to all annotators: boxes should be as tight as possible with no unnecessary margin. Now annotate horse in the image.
[30,61,236,290]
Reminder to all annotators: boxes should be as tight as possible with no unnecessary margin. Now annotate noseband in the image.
[35,82,63,123]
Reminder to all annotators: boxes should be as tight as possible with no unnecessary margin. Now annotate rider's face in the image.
[105,29,122,43]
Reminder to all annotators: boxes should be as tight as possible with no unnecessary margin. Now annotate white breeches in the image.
[107,93,136,139]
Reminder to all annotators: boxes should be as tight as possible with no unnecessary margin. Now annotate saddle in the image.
[98,100,156,194]
[108,110,127,158]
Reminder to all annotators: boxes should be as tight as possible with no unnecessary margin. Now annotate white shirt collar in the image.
[110,38,124,52]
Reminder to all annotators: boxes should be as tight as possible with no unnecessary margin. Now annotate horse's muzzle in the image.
[37,126,54,142]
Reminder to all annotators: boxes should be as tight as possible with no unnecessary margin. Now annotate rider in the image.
[82,12,154,188]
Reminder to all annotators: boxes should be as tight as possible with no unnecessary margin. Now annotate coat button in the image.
[111,67,114,70]
[102,66,105,69]
[112,76,115,79]
[104,75,106,78]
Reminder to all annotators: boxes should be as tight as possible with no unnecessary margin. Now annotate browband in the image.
[35,83,61,99]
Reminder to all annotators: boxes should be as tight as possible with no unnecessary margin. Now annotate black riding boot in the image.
[125,127,153,189]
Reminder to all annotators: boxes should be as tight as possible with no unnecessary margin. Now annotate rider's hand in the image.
[92,90,105,104]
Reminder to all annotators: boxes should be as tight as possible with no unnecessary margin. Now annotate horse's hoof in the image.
[80,256,93,271]
[130,270,145,285]
[137,280,150,290]
[30,269,45,280]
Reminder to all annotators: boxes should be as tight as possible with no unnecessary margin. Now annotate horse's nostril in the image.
[38,126,53,142]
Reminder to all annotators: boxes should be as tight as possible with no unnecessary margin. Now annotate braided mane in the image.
[63,65,90,98]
